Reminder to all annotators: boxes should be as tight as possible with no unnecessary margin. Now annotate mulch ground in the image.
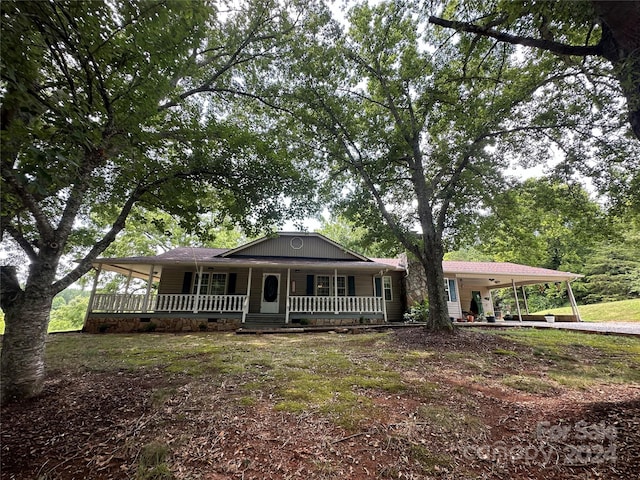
[1,329,639,479]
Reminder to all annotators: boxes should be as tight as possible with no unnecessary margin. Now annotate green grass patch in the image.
[136,442,173,480]
[532,298,640,322]
[415,404,484,434]
[501,374,557,394]
[489,329,640,386]
[492,348,518,356]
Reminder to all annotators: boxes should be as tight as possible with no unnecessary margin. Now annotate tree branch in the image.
[428,16,603,57]
[2,223,38,262]
[1,164,55,242]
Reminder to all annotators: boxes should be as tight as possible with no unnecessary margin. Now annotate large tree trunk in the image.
[1,263,56,405]
[0,293,52,405]
[421,233,454,332]
[592,1,640,141]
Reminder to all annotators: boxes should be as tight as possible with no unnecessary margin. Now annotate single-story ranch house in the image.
[84,232,582,333]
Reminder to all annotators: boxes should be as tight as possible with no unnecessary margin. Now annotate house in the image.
[402,256,583,322]
[84,232,406,333]
[83,232,582,333]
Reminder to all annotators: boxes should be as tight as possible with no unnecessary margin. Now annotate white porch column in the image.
[194,265,203,313]
[512,279,522,321]
[285,268,291,324]
[334,268,339,314]
[144,264,155,313]
[521,286,530,314]
[566,280,582,322]
[382,290,388,323]
[84,264,102,322]
[242,267,252,323]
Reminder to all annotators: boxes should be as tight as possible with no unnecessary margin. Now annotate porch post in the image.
[285,268,291,324]
[243,267,252,323]
[566,281,582,322]
[512,279,522,321]
[334,268,338,314]
[194,265,203,313]
[124,270,132,294]
[383,292,388,322]
[521,286,530,314]
[84,264,102,323]
[144,264,155,313]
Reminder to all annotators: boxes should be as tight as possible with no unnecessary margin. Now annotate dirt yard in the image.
[1,328,639,479]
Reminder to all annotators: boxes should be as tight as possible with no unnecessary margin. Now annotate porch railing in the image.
[90,293,384,315]
[288,295,383,314]
[90,293,247,314]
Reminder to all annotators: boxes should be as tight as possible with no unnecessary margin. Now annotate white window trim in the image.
[383,276,393,301]
[315,275,346,296]
[193,272,227,295]
[444,278,457,303]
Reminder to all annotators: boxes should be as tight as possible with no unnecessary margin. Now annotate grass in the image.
[491,328,640,387]
[532,298,640,322]
[4,327,640,479]
[39,327,640,422]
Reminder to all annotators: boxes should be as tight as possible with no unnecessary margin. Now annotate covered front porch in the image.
[84,256,398,333]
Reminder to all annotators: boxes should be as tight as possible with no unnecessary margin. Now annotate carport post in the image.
[566,281,582,322]
[521,286,530,314]
[512,279,523,321]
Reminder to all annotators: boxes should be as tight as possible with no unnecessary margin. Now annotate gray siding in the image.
[230,235,360,260]
[158,267,405,321]
[158,267,250,295]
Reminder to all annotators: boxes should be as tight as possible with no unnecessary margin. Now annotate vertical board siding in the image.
[229,236,359,260]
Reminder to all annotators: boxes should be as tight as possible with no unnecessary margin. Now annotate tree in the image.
[428,1,640,216]
[576,221,640,304]
[477,178,611,272]
[0,0,317,404]
[278,1,631,331]
[429,1,640,141]
[316,215,403,258]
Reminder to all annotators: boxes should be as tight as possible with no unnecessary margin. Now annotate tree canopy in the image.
[429,0,640,141]
[0,0,320,404]
[268,0,635,330]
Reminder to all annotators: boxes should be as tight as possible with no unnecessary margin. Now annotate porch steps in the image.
[242,315,287,329]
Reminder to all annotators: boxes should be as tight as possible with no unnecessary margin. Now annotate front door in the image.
[261,273,280,313]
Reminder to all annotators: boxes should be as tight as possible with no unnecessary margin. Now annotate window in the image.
[193,272,210,294]
[383,276,392,301]
[210,273,227,295]
[193,272,227,295]
[444,278,457,302]
[315,275,346,296]
[316,275,330,296]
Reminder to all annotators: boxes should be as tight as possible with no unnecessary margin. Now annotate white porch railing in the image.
[288,295,383,314]
[91,293,247,314]
[91,293,384,315]
[91,293,151,313]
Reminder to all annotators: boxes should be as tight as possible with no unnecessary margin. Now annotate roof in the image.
[91,233,581,287]
[442,261,577,278]
[440,260,582,288]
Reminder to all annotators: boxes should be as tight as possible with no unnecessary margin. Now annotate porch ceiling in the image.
[94,263,162,281]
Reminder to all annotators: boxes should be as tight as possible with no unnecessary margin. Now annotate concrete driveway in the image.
[459,320,640,336]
